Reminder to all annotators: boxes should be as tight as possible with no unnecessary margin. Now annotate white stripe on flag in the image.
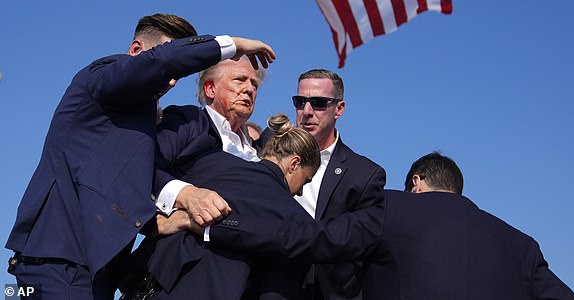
[317,0,452,67]
[349,0,374,45]
[317,0,347,54]
[427,0,444,12]
[376,0,398,34]
[404,0,419,20]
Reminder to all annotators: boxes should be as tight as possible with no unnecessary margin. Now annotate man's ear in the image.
[411,175,422,193]
[128,39,145,56]
[334,100,345,120]
[204,80,216,99]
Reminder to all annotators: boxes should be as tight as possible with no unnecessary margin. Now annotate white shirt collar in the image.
[294,130,339,218]
[205,105,231,133]
[321,130,339,159]
[205,105,260,162]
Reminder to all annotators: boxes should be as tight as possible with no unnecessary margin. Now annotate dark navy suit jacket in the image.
[255,131,387,299]
[209,190,574,300]
[146,105,312,299]
[311,137,386,299]
[6,36,222,276]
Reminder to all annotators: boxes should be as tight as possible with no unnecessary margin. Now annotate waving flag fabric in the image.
[317,0,453,67]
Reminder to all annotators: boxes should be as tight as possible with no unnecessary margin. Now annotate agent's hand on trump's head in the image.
[231,37,276,69]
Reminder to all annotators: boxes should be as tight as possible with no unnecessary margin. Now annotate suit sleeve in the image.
[354,166,386,210]
[209,204,385,264]
[153,106,216,196]
[87,35,221,109]
[528,239,574,299]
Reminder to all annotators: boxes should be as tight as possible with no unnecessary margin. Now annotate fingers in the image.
[258,53,269,69]
[232,37,276,69]
[261,43,276,63]
[248,55,259,70]
[211,195,232,217]
[156,211,191,235]
[178,187,232,226]
[188,195,232,226]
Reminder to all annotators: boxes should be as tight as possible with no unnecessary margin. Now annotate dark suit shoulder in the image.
[87,54,127,66]
[159,105,208,130]
[336,140,381,167]
[162,105,203,118]
[334,139,386,181]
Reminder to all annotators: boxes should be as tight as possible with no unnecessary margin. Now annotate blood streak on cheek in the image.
[225,87,243,96]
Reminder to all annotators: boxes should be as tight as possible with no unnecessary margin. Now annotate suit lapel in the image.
[315,139,348,219]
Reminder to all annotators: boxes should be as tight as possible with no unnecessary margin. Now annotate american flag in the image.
[316,0,453,67]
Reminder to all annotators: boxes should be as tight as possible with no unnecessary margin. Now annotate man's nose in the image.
[243,82,256,94]
[302,101,314,115]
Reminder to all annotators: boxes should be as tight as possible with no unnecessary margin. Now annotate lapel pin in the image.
[335,167,342,175]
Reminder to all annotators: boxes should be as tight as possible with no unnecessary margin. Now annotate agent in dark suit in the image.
[128,113,320,299]
[205,152,574,300]
[5,13,276,299]
[292,69,386,299]
[255,69,387,299]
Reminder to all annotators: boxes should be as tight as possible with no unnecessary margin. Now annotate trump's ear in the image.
[204,80,216,99]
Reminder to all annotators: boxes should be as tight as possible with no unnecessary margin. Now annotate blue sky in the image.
[1,0,573,292]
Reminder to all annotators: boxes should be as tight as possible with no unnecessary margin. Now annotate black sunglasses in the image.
[292,96,340,109]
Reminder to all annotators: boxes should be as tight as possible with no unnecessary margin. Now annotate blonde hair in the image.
[197,56,266,106]
[261,114,321,170]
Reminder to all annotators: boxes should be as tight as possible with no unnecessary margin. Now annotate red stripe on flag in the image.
[390,0,408,27]
[332,0,364,48]
[317,0,453,68]
[363,0,386,36]
[417,0,428,14]
[338,41,348,68]
[326,25,347,68]
[441,0,453,14]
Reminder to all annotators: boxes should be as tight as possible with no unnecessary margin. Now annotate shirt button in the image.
[135,220,142,228]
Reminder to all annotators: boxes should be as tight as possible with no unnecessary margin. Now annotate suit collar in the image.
[202,107,223,148]
[259,159,290,193]
[329,136,349,163]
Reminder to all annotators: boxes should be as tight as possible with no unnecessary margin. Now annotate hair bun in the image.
[267,114,294,137]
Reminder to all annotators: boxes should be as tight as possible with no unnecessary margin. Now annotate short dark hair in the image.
[298,69,344,100]
[134,14,197,41]
[404,152,464,194]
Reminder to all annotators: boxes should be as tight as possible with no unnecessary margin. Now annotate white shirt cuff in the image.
[204,225,211,242]
[215,35,236,61]
[156,180,192,215]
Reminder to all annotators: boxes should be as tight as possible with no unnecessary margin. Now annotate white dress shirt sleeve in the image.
[215,35,237,61]
[156,180,192,215]
[204,225,211,242]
